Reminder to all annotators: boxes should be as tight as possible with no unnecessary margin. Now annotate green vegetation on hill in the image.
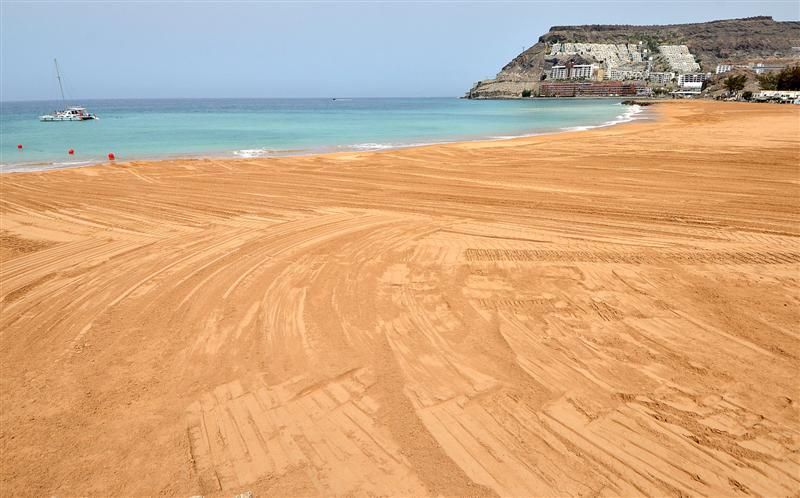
[758,66,800,91]
[724,74,748,93]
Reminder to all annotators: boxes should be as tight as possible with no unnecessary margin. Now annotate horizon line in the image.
[1,95,463,104]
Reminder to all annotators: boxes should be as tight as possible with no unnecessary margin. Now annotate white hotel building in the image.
[648,72,675,86]
[716,64,733,74]
[677,73,709,89]
[549,64,596,80]
[606,68,646,81]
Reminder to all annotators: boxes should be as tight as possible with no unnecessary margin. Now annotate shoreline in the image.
[1,102,649,174]
[2,100,798,496]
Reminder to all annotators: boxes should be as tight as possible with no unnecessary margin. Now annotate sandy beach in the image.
[1,101,798,496]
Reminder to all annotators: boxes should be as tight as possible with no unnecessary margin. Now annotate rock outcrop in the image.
[466,16,800,99]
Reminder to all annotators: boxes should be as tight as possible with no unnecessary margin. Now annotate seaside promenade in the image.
[1,101,798,496]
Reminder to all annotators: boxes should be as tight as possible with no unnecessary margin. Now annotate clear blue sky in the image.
[1,1,798,100]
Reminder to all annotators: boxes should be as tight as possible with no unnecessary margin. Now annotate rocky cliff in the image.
[466,16,800,99]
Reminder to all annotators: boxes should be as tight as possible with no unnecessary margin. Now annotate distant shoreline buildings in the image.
[539,41,794,97]
[465,17,800,100]
[540,81,649,97]
[544,42,713,95]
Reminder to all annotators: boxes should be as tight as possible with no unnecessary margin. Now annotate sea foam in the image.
[562,104,643,132]
[232,148,274,158]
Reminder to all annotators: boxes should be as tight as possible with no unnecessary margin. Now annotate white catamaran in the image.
[39,59,98,122]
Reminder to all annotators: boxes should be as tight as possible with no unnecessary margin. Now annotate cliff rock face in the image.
[466,16,800,99]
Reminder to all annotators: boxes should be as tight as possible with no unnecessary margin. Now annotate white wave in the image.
[346,143,398,151]
[612,103,644,123]
[340,140,453,152]
[342,107,644,153]
[489,135,526,140]
[232,148,274,158]
[0,160,94,174]
[488,131,550,140]
[53,160,94,167]
[5,104,648,173]
[561,104,644,132]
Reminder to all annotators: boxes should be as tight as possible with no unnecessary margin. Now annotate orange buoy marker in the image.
[17,144,22,149]
[68,149,75,155]
[108,152,115,160]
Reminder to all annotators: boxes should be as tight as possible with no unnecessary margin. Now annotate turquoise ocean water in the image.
[1,98,642,172]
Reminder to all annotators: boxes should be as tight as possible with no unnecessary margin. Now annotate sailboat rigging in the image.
[39,59,98,122]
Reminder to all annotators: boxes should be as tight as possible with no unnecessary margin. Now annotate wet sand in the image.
[1,101,799,496]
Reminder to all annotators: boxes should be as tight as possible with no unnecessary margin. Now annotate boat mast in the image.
[54,58,65,104]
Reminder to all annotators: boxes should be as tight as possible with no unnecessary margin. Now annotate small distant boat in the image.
[40,106,97,121]
[39,59,98,122]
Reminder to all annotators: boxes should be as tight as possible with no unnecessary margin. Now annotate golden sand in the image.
[1,101,799,496]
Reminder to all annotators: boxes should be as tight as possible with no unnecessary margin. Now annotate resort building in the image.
[606,67,646,81]
[548,42,645,69]
[715,64,733,74]
[754,90,800,102]
[753,63,785,74]
[549,63,596,80]
[570,64,595,79]
[540,81,643,97]
[658,45,701,73]
[648,72,675,86]
[670,89,702,98]
[550,65,568,80]
[678,73,709,90]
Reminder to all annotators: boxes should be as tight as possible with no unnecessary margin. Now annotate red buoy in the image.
[68,149,75,155]
[108,153,116,160]
[17,144,22,149]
